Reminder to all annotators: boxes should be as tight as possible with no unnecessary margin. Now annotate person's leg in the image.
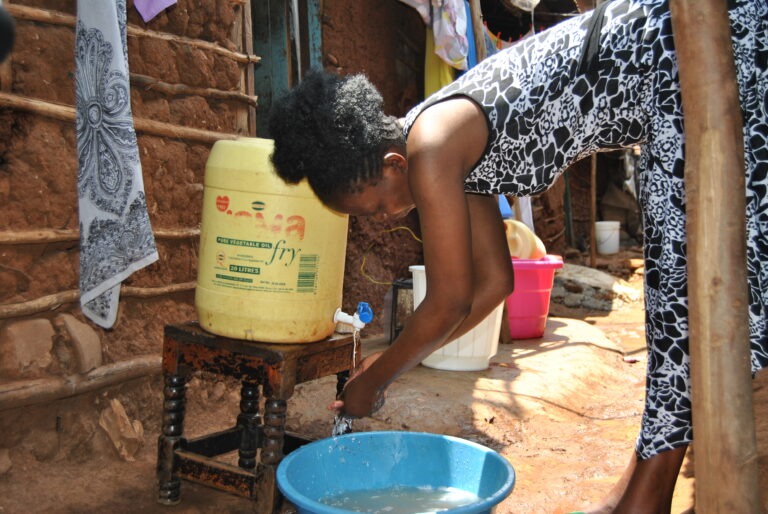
[577,7,691,514]
[613,446,687,514]
[578,452,636,514]
[582,446,686,514]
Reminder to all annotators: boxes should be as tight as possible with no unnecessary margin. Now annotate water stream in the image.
[331,329,358,437]
[332,414,354,436]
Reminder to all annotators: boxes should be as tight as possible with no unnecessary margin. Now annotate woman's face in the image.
[328,161,415,221]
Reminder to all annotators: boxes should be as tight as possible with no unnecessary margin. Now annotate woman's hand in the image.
[328,351,386,418]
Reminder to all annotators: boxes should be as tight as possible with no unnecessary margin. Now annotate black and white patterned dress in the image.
[403,0,768,459]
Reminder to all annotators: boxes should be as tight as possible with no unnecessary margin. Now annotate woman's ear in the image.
[383,151,407,174]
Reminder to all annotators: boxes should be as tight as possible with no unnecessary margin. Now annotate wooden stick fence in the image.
[130,73,258,108]
[5,4,260,65]
[0,355,162,411]
[0,91,239,143]
[0,282,196,320]
[0,228,200,245]
[0,4,250,323]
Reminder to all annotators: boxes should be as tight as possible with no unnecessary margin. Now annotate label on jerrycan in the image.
[199,187,324,295]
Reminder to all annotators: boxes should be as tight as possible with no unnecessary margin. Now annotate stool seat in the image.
[157,322,358,513]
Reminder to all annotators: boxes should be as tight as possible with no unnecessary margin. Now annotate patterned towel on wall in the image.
[75,0,158,328]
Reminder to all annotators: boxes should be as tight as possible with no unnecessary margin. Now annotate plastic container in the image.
[277,431,515,514]
[505,255,563,339]
[409,265,504,371]
[195,138,349,343]
[595,221,621,255]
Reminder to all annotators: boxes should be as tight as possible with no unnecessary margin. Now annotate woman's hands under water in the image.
[328,351,387,418]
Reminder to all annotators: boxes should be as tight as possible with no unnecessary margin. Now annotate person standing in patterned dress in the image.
[268,0,768,511]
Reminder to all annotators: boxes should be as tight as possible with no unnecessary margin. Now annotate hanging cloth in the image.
[133,0,178,23]
[399,0,469,70]
[507,0,540,11]
[456,0,478,78]
[75,0,158,328]
[431,0,470,70]
[424,26,455,95]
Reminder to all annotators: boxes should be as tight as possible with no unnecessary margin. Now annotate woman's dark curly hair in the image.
[268,70,405,204]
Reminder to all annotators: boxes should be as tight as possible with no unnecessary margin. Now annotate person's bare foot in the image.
[579,446,688,514]
[575,452,636,514]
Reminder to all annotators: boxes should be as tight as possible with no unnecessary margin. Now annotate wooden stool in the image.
[157,322,357,513]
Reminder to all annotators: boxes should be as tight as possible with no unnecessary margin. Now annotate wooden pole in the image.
[0,91,238,144]
[0,355,161,411]
[669,1,759,511]
[0,227,200,245]
[130,73,258,108]
[230,0,257,135]
[241,0,257,135]
[0,282,196,319]
[6,4,260,65]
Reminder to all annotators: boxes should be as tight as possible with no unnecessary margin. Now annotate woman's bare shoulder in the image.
[407,97,488,176]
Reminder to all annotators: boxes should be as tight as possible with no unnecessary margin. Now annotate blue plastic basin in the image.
[277,431,515,514]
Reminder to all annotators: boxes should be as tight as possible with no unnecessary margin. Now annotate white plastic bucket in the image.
[409,265,504,371]
[595,221,621,255]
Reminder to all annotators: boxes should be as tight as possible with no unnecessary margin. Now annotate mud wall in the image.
[0,0,257,469]
[0,0,256,382]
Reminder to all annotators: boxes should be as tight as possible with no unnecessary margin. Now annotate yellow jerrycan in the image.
[195,138,349,343]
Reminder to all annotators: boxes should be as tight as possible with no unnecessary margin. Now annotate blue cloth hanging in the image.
[457,1,477,76]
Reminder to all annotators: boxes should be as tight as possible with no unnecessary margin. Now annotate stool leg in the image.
[157,374,187,505]
[262,399,287,466]
[258,399,287,514]
[237,380,261,469]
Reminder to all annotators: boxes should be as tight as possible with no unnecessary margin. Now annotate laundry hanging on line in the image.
[133,0,178,23]
[399,0,470,70]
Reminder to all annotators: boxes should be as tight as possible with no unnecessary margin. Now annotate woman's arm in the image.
[337,99,514,418]
[439,193,514,342]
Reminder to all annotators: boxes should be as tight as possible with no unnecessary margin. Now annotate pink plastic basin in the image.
[505,254,563,339]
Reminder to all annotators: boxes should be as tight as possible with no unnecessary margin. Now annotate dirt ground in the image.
[1,248,766,514]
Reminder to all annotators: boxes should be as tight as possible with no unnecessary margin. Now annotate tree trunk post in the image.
[669,1,760,510]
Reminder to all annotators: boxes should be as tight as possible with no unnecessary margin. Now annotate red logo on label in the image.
[216,196,229,212]
[213,197,307,240]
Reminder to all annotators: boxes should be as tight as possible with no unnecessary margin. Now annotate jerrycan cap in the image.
[356,302,374,324]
